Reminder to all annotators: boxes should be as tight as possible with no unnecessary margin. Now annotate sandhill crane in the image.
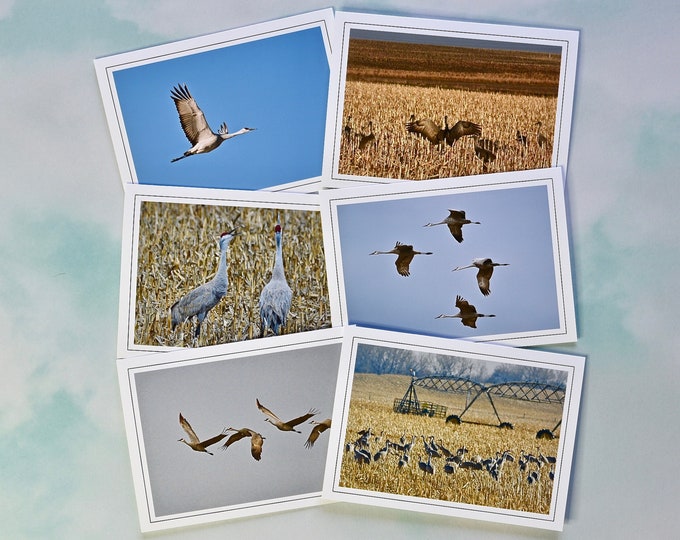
[357,120,376,150]
[177,413,228,455]
[354,447,372,464]
[516,129,528,147]
[343,115,353,138]
[423,209,480,243]
[221,427,265,461]
[406,115,482,147]
[435,295,496,329]
[258,221,293,337]
[170,84,255,162]
[305,418,331,449]
[418,454,435,475]
[369,241,433,277]
[170,229,238,339]
[535,121,551,150]
[256,398,318,433]
[473,136,499,172]
[452,257,509,296]
[445,118,482,146]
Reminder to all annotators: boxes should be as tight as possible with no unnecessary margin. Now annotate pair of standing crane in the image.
[170,221,292,341]
[370,208,508,328]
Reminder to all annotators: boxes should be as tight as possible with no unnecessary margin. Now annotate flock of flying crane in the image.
[369,208,509,329]
[178,400,332,461]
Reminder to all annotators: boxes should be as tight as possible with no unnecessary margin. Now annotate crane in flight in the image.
[304,418,332,449]
[170,84,255,162]
[170,229,238,339]
[258,221,293,337]
[423,209,480,243]
[369,241,433,277]
[256,398,318,433]
[177,413,228,455]
[435,295,496,328]
[221,427,265,461]
[452,257,509,296]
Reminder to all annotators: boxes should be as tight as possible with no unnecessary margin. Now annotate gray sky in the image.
[132,341,341,517]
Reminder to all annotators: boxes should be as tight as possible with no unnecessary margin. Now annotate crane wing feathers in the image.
[447,223,464,242]
[256,399,284,424]
[222,429,249,449]
[179,413,200,444]
[286,410,318,428]
[395,253,414,276]
[200,432,228,448]
[171,85,213,145]
[477,267,494,296]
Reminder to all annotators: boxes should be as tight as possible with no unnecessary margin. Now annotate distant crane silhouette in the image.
[258,221,293,337]
[423,209,480,243]
[418,453,435,475]
[177,413,227,455]
[452,257,509,296]
[170,229,238,339]
[357,120,376,150]
[256,398,318,433]
[221,427,265,461]
[369,241,433,277]
[516,129,528,147]
[170,84,255,162]
[535,121,551,150]
[435,295,496,328]
[305,418,331,449]
[473,136,500,172]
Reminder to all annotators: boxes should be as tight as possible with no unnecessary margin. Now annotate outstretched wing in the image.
[171,84,214,145]
[406,118,443,144]
[305,419,331,449]
[286,408,319,428]
[221,429,249,449]
[249,431,265,460]
[476,265,495,296]
[179,413,200,444]
[256,398,284,424]
[199,430,228,449]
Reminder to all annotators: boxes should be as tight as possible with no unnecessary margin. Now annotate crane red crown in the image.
[275,224,282,233]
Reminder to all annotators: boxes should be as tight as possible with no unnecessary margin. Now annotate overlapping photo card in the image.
[117,183,333,358]
[319,167,575,347]
[323,11,578,187]
[94,9,334,192]
[323,325,584,531]
[117,328,343,532]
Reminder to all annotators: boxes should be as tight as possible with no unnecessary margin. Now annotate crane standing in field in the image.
[258,221,293,337]
[435,295,496,328]
[423,209,481,243]
[177,413,228,455]
[170,83,255,162]
[452,257,509,296]
[170,229,238,339]
[369,241,433,277]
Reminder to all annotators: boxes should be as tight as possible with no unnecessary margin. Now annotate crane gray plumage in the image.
[177,413,228,455]
[256,398,319,433]
[357,120,376,150]
[305,418,331,449]
[435,295,496,328]
[170,84,255,162]
[259,222,293,337]
[170,229,237,338]
[369,241,433,277]
[423,209,480,243]
[452,257,509,296]
[221,427,265,461]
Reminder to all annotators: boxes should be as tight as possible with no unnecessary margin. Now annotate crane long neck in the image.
[272,232,286,280]
[213,241,229,289]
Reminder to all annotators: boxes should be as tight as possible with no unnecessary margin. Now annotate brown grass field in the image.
[132,201,331,347]
[339,39,560,180]
[338,373,563,514]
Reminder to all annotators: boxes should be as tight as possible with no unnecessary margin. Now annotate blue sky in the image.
[112,26,329,189]
[336,184,560,340]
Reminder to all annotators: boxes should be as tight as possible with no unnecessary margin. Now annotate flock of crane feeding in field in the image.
[343,112,552,173]
[369,208,509,330]
[170,221,292,341]
[178,401,332,462]
[345,427,556,485]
